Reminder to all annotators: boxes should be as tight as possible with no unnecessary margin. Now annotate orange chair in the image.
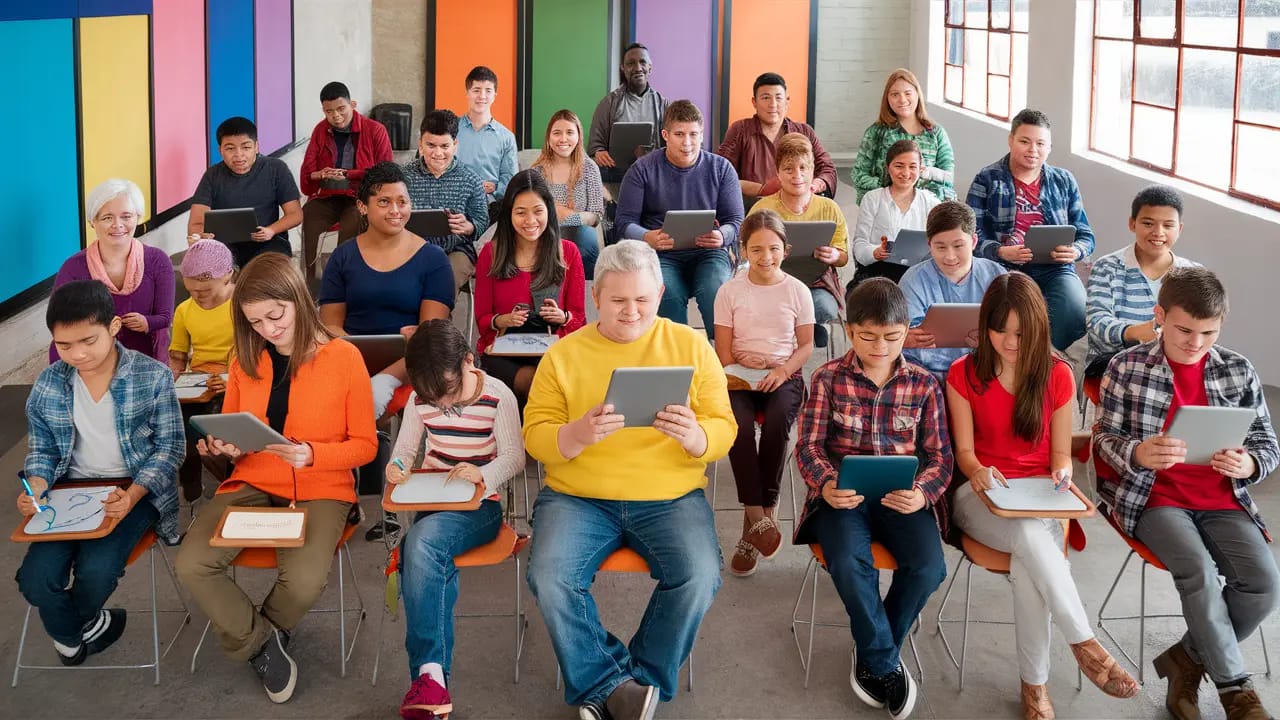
[189,521,365,678]
[790,542,924,689]
[709,409,800,525]
[11,529,191,687]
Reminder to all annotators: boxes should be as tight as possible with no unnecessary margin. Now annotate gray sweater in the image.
[587,85,670,156]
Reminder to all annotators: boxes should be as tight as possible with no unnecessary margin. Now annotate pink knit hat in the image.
[181,240,235,279]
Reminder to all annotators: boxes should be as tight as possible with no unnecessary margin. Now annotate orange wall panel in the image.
[726,0,811,126]
[433,0,518,131]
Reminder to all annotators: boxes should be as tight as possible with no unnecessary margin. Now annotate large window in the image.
[1091,0,1280,209]
[943,0,1030,121]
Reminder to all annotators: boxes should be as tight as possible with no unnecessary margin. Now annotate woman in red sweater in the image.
[176,252,378,705]
[474,170,586,406]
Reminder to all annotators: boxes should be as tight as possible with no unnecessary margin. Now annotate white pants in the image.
[952,482,1094,683]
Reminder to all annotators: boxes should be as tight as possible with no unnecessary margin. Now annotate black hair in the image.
[1009,108,1051,134]
[420,109,460,138]
[47,280,116,331]
[489,170,565,291]
[405,319,472,405]
[844,277,909,328]
[216,116,257,144]
[622,42,649,60]
[753,72,787,95]
[320,81,350,103]
[1130,184,1184,220]
[357,161,408,203]
[465,66,498,90]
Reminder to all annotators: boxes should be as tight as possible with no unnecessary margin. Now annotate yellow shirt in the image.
[169,297,234,368]
[523,318,736,501]
[749,193,850,253]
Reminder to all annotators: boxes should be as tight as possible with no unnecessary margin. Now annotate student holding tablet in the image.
[713,211,814,577]
[850,140,940,289]
[1094,268,1279,720]
[793,278,951,720]
[947,273,1136,718]
[176,253,378,705]
[588,42,669,185]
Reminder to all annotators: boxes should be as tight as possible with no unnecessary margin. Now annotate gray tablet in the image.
[189,412,290,453]
[406,209,453,238]
[1024,225,1076,264]
[342,334,406,376]
[781,221,837,286]
[204,208,259,246]
[608,121,654,173]
[917,303,982,348]
[661,210,716,250]
[836,455,919,499]
[886,229,930,267]
[603,366,695,428]
[1164,406,1258,466]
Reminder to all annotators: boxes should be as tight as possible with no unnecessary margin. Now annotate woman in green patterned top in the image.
[851,68,956,203]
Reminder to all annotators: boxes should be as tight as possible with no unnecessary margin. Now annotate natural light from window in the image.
[943,0,1030,122]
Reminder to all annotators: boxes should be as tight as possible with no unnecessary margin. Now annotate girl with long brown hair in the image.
[530,109,606,277]
[850,68,956,202]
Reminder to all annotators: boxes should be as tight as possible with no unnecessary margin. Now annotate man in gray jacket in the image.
[588,43,670,184]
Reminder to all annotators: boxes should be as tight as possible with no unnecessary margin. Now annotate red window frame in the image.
[942,0,1029,122]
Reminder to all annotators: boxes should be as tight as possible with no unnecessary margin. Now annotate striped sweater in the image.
[390,371,524,497]
[1085,245,1200,366]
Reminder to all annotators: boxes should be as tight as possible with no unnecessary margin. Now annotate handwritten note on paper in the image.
[985,477,1086,513]
[221,510,306,540]
[390,472,477,505]
[491,334,557,355]
[24,485,115,535]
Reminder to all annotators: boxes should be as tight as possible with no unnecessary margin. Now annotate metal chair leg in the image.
[959,562,974,690]
[11,606,31,687]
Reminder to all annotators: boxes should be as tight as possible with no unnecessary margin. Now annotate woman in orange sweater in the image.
[175,252,378,705]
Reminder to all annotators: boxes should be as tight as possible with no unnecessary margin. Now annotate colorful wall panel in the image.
[207,0,256,160]
[80,14,153,222]
[432,0,518,132]
[633,0,715,138]
[78,0,152,16]
[724,0,814,131]
[254,0,294,154]
[0,2,78,21]
[0,19,80,302]
[153,0,207,211]
[530,0,611,148]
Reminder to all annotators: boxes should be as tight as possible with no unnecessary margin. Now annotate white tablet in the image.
[1024,225,1076,264]
[603,366,695,428]
[189,412,291,453]
[390,472,477,505]
[661,210,716,251]
[1164,406,1258,466]
[917,303,982,348]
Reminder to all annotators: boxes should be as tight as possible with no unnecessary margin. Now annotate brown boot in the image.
[1219,681,1273,720]
[1153,642,1205,720]
[1072,638,1139,698]
[1020,681,1055,720]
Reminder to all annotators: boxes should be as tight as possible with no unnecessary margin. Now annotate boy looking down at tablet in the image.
[793,278,952,720]
[1094,267,1279,720]
[17,280,183,667]
[1085,185,1200,379]
[900,201,1006,379]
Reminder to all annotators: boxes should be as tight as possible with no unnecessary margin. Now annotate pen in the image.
[391,458,406,472]
[19,472,45,514]
[1053,469,1071,492]
[989,466,1009,488]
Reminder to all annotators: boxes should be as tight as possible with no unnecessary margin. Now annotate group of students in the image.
[10,45,1280,720]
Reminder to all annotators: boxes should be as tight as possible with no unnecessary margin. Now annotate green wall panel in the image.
[529,0,611,148]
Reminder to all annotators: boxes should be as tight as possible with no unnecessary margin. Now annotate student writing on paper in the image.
[16,281,183,667]
[946,273,1136,717]
[748,133,849,348]
[1094,268,1280,720]
[850,139,940,289]
[176,253,378,705]
[851,68,956,203]
[474,171,586,409]
[530,109,607,277]
[793,279,951,720]
[384,319,524,720]
[712,211,814,577]
[588,42,669,185]
[523,241,735,719]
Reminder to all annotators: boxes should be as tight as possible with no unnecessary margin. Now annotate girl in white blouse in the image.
[850,139,940,286]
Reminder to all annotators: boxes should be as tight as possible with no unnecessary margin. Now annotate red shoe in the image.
[401,674,452,720]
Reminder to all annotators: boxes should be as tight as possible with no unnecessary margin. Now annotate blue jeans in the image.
[527,487,722,705]
[810,502,946,676]
[657,249,733,338]
[400,499,503,678]
[562,225,600,280]
[811,287,839,348]
[16,499,159,646]
[1021,263,1086,351]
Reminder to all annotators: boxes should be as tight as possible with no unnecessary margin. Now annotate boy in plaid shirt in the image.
[794,278,952,720]
[1095,267,1280,720]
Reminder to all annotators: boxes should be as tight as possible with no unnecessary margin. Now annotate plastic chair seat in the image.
[808,542,897,570]
[1102,511,1166,570]
[126,529,158,565]
[456,524,528,568]
[599,547,649,573]
[960,534,1012,574]
[1084,376,1102,407]
[227,522,359,569]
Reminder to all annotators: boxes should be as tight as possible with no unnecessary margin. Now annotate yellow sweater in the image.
[169,297,234,368]
[523,318,736,501]
[749,193,850,253]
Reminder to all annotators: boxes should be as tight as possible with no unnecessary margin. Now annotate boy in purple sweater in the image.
[616,100,744,337]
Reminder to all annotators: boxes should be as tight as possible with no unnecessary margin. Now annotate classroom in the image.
[2,1,1280,718]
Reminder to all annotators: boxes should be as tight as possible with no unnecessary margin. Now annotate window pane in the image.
[1235,124,1280,202]
[991,0,1010,29]
[1139,0,1176,38]
[1133,104,1175,168]
[947,0,964,25]
[1242,0,1280,49]
[1092,39,1134,157]
[988,75,1010,118]
[1134,44,1178,107]
[1012,0,1029,31]
[964,30,989,112]
[947,27,965,65]
[946,65,965,104]
[989,31,1011,75]
[1239,54,1280,127]
[965,0,988,28]
[1010,32,1028,116]
[1176,49,1235,187]
[1096,0,1134,38]
[1183,0,1238,47]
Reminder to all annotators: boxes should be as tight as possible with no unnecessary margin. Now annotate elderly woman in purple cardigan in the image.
[51,179,175,363]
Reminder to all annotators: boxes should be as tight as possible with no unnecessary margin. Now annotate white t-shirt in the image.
[66,374,129,479]
[851,186,940,267]
[714,271,815,368]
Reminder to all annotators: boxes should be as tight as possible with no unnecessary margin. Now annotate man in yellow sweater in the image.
[524,240,735,720]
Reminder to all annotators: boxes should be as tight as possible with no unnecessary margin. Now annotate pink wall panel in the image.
[151,0,206,211]
[254,0,293,154]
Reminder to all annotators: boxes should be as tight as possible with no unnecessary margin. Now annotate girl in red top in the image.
[474,170,586,406]
[946,273,1136,718]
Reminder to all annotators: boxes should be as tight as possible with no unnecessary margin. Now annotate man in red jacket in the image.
[300,81,393,279]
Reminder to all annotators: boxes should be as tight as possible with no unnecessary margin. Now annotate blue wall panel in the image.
[78,0,151,17]
[206,0,256,160]
[0,2,77,21]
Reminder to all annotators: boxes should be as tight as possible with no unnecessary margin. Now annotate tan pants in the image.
[448,250,475,294]
[175,485,352,661]
[302,196,362,277]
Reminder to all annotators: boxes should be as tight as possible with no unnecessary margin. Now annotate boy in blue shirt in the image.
[16,280,183,666]
[456,66,518,207]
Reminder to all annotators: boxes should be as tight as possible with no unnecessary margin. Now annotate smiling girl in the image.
[530,110,606,278]
[851,140,941,288]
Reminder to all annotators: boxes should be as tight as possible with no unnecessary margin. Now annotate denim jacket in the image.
[966,154,1096,265]
[25,342,184,542]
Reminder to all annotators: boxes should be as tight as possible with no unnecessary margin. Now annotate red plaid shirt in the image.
[793,353,954,544]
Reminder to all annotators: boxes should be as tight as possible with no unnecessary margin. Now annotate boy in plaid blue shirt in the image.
[1095,267,1279,720]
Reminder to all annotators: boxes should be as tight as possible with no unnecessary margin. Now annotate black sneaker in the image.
[850,652,887,708]
[884,662,918,719]
[365,511,402,543]
[83,608,127,657]
[56,642,86,666]
[249,628,297,703]
[578,700,610,720]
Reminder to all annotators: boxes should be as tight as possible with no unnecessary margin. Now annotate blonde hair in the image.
[877,68,934,129]
[774,133,814,169]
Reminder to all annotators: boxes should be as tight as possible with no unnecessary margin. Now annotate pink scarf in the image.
[86,238,146,295]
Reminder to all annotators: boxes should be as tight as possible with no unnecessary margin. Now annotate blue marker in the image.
[18,472,45,514]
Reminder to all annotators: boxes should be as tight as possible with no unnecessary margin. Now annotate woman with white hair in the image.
[51,179,175,362]
[524,239,735,720]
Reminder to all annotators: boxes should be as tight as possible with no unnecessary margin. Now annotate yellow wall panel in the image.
[79,14,152,227]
